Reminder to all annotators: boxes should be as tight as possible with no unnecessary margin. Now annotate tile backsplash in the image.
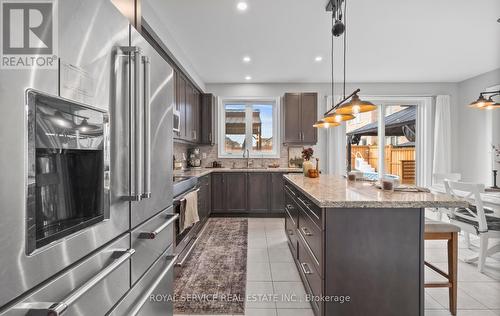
[174,142,298,169]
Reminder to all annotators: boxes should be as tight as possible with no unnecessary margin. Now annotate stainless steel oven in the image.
[172,182,201,267]
[26,90,110,254]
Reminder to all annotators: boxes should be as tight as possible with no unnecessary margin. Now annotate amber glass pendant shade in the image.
[469,95,495,108]
[334,94,376,115]
[313,120,340,128]
[480,102,500,110]
[323,112,355,123]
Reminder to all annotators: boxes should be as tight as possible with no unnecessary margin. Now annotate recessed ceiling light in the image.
[245,75,252,81]
[314,56,323,62]
[242,56,251,63]
[237,2,248,11]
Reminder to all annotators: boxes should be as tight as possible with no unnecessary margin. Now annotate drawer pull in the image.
[22,249,135,316]
[286,204,294,209]
[301,227,312,236]
[139,213,179,239]
[300,262,313,275]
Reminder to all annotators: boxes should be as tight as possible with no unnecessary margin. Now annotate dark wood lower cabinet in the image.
[247,173,270,212]
[270,172,285,213]
[211,173,225,212]
[210,172,289,214]
[224,173,247,212]
[285,179,424,316]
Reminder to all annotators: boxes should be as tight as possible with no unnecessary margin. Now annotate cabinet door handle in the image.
[208,132,212,142]
[288,229,294,235]
[300,262,313,275]
[301,227,312,236]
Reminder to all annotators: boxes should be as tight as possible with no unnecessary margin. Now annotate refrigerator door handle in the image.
[119,46,142,202]
[133,47,144,201]
[142,55,151,199]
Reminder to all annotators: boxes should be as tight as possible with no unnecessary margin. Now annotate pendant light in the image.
[77,118,102,134]
[313,120,340,128]
[314,0,376,129]
[313,5,340,129]
[334,92,376,114]
[324,112,355,123]
[49,111,74,129]
[469,91,499,109]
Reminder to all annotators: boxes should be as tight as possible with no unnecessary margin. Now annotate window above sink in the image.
[218,97,280,158]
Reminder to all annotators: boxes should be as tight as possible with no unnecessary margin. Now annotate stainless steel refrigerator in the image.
[0,0,175,315]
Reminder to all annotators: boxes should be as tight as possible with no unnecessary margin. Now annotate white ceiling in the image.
[147,0,500,84]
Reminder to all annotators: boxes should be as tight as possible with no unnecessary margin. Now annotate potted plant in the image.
[302,147,314,177]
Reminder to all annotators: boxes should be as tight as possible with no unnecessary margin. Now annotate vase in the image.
[303,160,314,177]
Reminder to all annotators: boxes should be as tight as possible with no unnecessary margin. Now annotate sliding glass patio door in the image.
[346,101,418,185]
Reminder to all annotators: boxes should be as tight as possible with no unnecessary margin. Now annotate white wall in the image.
[456,68,500,184]
[206,82,459,174]
[142,0,206,91]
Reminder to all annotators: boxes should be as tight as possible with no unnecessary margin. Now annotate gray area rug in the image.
[174,218,248,314]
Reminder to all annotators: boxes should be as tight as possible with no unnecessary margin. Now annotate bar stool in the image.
[425,221,460,316]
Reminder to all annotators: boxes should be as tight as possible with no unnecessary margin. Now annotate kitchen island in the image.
[283,174,467,316]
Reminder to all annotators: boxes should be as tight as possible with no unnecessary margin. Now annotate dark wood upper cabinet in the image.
[284,93,302,143]
[224,173,247,212]
[200,93,216,145]
[300,93,318,143]
[174,71,202,143]
[185,85,193,141]
[247,173,270,212]
[283,92,317,144]
[175,73,187,139]
[190,88,199,142]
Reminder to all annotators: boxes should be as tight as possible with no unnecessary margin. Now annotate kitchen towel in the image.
[182,190,199,230]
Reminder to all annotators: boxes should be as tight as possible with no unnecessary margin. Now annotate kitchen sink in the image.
[173,176,198,198]
[230,166,267,169]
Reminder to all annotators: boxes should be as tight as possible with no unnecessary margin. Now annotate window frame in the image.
[341,95,433,186]
[217,97,280,158]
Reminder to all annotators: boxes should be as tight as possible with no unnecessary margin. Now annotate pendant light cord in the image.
[331,11,334,107]
[343,0,347,99]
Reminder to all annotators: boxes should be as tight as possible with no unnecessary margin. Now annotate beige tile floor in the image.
[177,217,500,316]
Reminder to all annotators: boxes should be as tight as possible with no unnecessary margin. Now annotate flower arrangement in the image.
[302,147,314,161]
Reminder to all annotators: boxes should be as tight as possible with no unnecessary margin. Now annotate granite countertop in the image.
[284,174,468,209]
[174,167,303,178]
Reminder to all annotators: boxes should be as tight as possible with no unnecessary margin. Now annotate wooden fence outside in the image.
[351,145,416,184]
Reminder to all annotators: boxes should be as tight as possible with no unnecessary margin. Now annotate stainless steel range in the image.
[0,0,175,315]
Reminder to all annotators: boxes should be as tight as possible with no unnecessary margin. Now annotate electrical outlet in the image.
[202,152,207,159]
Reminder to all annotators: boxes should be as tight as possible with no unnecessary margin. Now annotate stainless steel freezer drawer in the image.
[107,248,176,316]
[2,234,132,316]
[131,206,176,284]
